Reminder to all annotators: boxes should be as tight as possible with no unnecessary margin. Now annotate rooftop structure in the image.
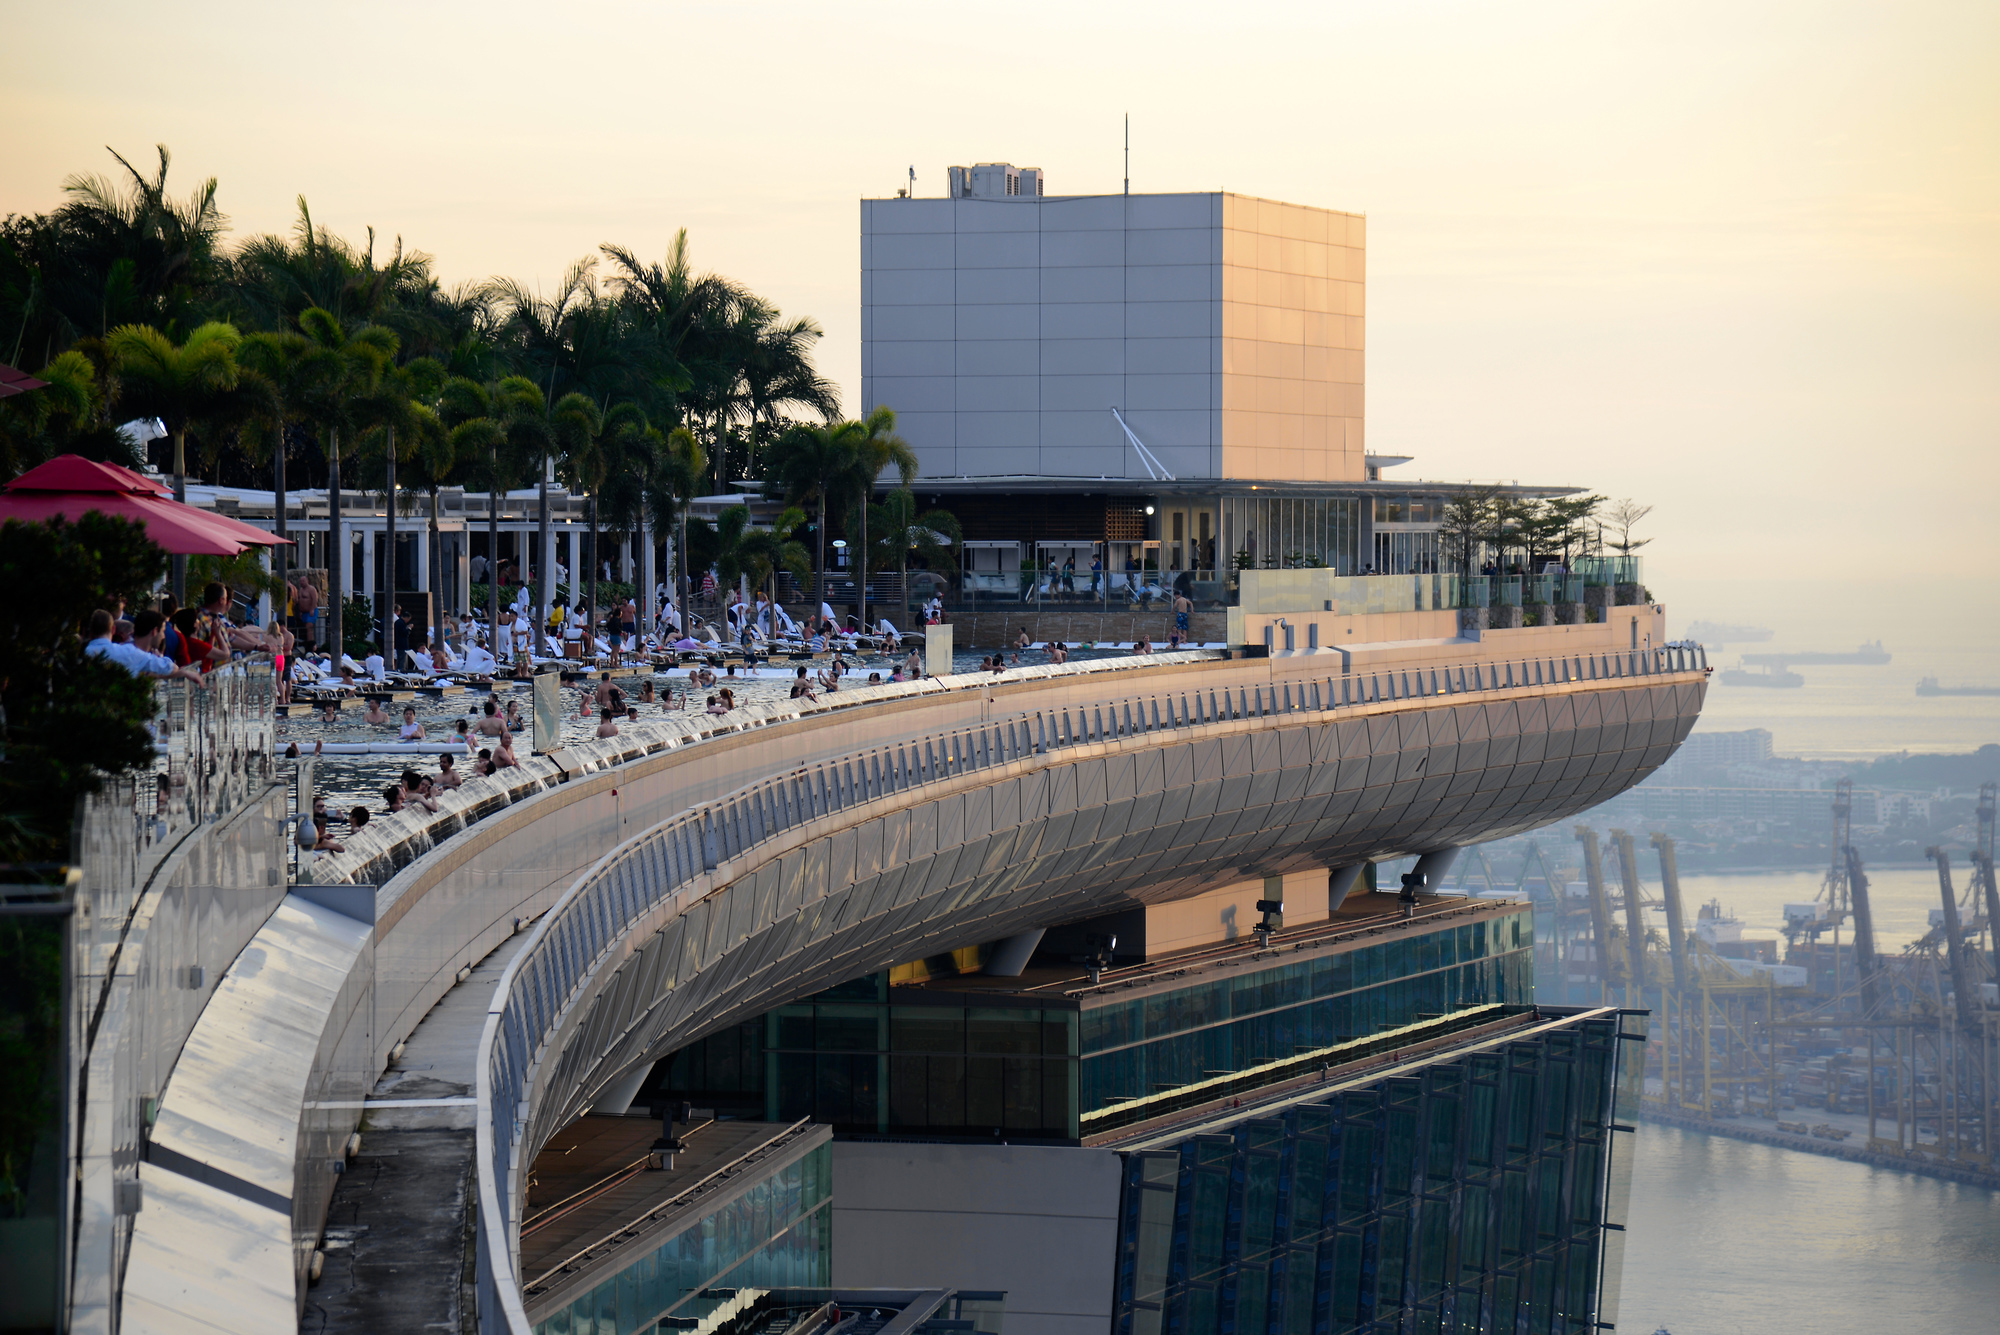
[864,169,1366,484]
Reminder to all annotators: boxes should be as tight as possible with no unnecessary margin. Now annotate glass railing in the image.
[1575,556,1644,588]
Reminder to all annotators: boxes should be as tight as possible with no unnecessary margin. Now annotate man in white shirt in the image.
[84,610,205,685]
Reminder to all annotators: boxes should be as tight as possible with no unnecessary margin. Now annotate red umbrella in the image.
[0,363,48,400]
[0,454,291,556]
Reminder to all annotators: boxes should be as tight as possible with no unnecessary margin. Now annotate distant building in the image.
[1675,728,1775,767]
[861,164,1575,592]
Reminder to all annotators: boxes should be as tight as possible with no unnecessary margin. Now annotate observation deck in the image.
[55,624,1706,1334]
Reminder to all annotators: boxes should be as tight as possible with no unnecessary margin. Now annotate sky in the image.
[5,0,1996,604]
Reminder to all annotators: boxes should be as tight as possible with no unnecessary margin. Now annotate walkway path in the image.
[306,933,532,1334]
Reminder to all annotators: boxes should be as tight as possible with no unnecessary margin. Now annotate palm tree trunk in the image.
[815,486,827,615]
[487,459,501,659]
[327,428,343,664]
[537,453,552,651]
[382,426,397,669]
[428,491,444,650]
[171,426,188,603]
[272,424,288,640]
[857,491,868,634]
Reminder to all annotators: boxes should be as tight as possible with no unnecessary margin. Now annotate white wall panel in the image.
[956,268,1039,305]
[954,410,1039,450]
[869,305,955,342]
[1126,372,1213,411]
[1038,373,1125,412]
[956,231,1042,269]
[870,231,956,269]
[862,199,956,234]
[953,339,1037,377]
[955,444,1042,476]
[832,1143,1123,1335]
[1126,227,1213,266]
[870,340,956,377]
[1125,300,1214,340]
[1126,337,1213,375]
[956,374,1040,413]
[1039,229,1127,267]
[1125,264,1211,302]
[871,269,955,306]
[1039,302,1124,340]
[868,374,955,412]
[1039,265,1124,304]
[956,304,1040,341]
[1040,338,1124,376]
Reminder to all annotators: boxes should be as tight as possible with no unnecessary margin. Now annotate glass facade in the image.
[1108,1010,1646,1335]
[763,975,1081,1140]
[1222,496,1362,573]
[648,911,1534,1149]
[529,1142,832,1335]
[1081,912,1534,1116]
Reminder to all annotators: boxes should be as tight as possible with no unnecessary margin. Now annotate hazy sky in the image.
[6,0,1995,594]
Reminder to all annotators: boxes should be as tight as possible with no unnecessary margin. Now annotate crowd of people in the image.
[92,571,1206,863]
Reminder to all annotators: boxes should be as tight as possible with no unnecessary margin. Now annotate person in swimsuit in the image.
[363,698,391,726]
[399,705,425,741]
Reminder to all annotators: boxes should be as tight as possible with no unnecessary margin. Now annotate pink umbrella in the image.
[0,454,291,556]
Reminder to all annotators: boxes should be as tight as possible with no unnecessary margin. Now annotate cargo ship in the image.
[1720,665,1803,688]
[1915,676,2000,697]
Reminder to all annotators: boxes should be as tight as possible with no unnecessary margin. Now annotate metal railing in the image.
[473,642,1709,1333]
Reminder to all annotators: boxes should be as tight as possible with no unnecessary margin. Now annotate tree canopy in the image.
[0,145,841,498]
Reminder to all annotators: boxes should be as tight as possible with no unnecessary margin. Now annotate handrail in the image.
[472,641,1708,1333]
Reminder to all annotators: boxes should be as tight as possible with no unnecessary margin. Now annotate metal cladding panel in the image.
[121,1164,295,1335]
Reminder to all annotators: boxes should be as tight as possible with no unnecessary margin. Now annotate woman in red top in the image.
[167,608,227,669]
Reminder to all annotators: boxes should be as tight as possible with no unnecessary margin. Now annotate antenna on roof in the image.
[1123,114,1130,195]
[908,165,916,197]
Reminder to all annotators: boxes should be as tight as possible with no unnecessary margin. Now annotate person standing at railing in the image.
[85,610,206,685]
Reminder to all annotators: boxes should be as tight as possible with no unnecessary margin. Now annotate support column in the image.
[361,528,377,605]
[415,528,430,592]
[640,517,656,635]
[1328,864,1367,915]
[1410,847,1462,893]
[983,929,1045,978]
[565,527,580,597]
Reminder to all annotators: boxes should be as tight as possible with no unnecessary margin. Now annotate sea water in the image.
[1620,1121,2000,1334]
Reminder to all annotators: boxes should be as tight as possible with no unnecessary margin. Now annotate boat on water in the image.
[1720,666,1803,688]
[1915,676,2000,697]
[1685,620,1772,645]
[1740,640,1890,666]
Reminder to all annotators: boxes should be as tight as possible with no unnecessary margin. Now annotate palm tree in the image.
[490,259,608,633]
[0,348,141,477]
[229,197,433,334]
[867,489,962,621]
[549,394,605,632]
[9,145,227,366]
[762,420,859,609]
[592,404,666,624]
[238,329,343,621]
[841,407,917,632]
[435,374,543,640]
[107,320,244,599]
[295,307,398,663]
[653,426,706,630]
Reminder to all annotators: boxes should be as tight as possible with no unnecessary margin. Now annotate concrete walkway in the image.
[304,932,531,1334]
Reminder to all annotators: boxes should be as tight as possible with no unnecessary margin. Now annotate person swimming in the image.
[363,697,391,726]
[399,705,425,741]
